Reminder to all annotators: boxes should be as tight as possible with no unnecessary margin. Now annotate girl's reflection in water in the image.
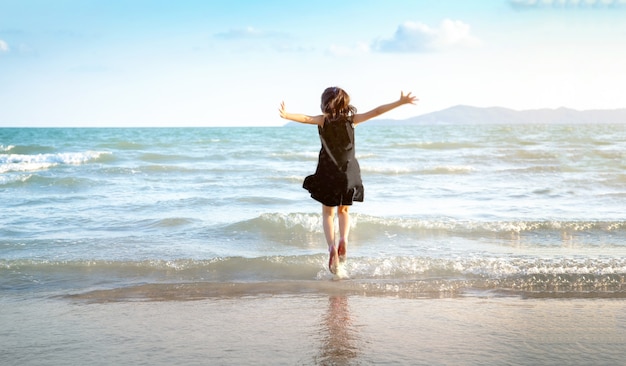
[315,296,361,365]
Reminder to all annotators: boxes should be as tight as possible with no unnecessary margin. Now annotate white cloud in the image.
[214,26,279,40]
[437,19,482,48]
[374,19,481,53]
[510,0,626,8]
[0,40,9,53]
[327,42,370,56]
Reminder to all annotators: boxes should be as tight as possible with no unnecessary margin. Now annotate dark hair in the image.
[320,87,357,119]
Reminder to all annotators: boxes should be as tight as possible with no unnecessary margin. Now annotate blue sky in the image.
[1,0,625,127]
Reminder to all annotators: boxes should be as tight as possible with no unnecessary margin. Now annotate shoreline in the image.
[2,291,625,365]
[60,279,626,304]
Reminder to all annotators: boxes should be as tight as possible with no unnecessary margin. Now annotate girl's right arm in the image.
[279,101,324,126]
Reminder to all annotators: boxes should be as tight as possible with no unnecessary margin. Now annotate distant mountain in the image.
[284,105,626,126]
[367,105,626,126]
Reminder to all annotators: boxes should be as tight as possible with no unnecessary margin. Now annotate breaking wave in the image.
[0,151,111,173]
[2,256,624,301]
[226,212,626,239]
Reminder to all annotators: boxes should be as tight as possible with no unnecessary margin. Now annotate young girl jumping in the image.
[279,87,418,274]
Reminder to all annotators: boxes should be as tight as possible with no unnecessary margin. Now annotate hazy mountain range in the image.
[285,105,626,126]
[367,105,626,126]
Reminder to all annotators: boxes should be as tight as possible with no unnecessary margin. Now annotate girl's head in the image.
[320,87,356,119]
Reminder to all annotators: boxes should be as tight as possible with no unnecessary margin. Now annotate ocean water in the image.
[1,124,626,365]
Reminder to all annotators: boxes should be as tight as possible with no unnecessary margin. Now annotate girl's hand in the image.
[278,101,288,119]
[400,91,418,105]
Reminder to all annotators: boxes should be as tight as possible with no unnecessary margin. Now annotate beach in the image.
[1,125,625,364]
[2,292,625,365]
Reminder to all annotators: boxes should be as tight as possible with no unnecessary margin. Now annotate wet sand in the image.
[2,291,625,365]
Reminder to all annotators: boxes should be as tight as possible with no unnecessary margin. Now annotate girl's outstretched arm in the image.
[353,91,418,125]
[279,101,324,126]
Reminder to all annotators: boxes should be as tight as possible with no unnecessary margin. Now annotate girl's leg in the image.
[322,205,338,273]
[337,205,350,262]
[322,205,336,250]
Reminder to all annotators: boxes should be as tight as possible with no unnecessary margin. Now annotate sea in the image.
[1,124,625,365]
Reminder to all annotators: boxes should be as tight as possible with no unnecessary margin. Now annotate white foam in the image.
[423,165,475,174]
[258,212,324,233]
[0,173,33,185]
[270,151,318,160]
[0,151,110,173]
[361,165,414,174]
[333,263,349,280]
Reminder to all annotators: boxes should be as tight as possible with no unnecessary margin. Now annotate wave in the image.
[0,144,56,155]
[4,256,624,282]
[361,165,475,175]
[3,256,624,301]
[141,217,200,229]
[135,165,197,174]
[63,277,626,303]
[225,212,626,238]
[422,165,475,174]
[98,141,147,150]
[226,212,324,234]
[138,152,205,163]
[92,217,202,232]
[497,165,567,174]
[268,175,306,184]
[270,151,319,161]
[0,173,34,187]
[509,149,559,160]
[391,141,480,150]
[235,196,296,205]
[0,151,111,173]
[360,165,414,175]
[1,175,100,189]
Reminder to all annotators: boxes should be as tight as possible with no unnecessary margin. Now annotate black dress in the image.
[303,116,364,206]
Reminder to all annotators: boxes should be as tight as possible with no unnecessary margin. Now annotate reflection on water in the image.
[315,296,361,365]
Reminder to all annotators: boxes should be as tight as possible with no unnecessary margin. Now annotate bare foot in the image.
[338,239,347,263]
[328,245,338,274]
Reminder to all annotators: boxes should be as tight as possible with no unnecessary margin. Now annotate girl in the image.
[279,87,417,274]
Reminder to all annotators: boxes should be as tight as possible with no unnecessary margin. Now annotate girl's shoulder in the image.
[321,115,354,132]
[324,114,353,124]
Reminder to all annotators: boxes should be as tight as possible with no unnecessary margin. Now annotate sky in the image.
[1,0,626,127]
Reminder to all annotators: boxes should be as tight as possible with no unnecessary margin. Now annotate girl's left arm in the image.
[353,91,418,125]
